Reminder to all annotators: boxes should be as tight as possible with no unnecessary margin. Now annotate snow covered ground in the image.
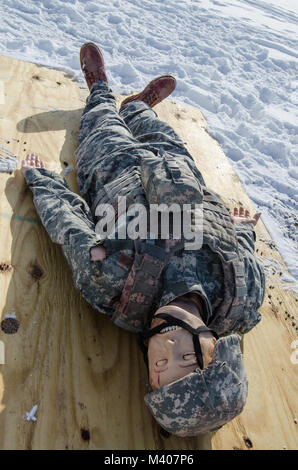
[0,0,297,285]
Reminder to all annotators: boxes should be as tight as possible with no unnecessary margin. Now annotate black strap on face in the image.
[138,313,219,372]
[137,332,150,370]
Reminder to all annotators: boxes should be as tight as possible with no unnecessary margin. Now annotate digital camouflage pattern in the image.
[25,81,265,335]
[24,80,265,435]
[144,334,248,437]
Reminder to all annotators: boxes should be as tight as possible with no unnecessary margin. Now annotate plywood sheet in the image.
[0,55,297,450]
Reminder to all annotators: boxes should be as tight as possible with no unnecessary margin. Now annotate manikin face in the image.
[147,316,216,390]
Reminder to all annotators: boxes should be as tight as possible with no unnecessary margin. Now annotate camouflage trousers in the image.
[75,81,206,216]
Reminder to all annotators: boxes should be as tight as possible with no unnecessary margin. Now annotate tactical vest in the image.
[94,151,247,335]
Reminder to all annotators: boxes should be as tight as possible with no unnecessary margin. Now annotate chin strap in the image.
[137,313,219,372]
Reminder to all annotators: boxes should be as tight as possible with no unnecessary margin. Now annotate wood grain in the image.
[0,55,297,450]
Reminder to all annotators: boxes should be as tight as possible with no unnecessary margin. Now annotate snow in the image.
[0,0,297,284]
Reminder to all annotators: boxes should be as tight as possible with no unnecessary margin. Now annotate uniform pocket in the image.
[141,150,203,206]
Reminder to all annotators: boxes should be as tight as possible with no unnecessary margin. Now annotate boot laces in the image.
[144,88,159,105]
[84,67,106,82]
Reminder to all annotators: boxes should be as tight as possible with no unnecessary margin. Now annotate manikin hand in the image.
[21,153,45,176]
[231,205,261,226]
[90,245,107,261]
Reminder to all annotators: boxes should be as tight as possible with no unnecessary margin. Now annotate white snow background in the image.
[0,0,297,287]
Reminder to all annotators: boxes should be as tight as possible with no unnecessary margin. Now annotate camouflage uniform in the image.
[25,81,265,336]
[24,80,266,436]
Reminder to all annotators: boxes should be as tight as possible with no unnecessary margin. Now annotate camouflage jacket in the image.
[25,167,265,336]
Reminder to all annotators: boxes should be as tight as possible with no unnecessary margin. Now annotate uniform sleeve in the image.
[234,222,257,256]
[234,222,266,332]
[24,168,118,310]
[25,167,102,251]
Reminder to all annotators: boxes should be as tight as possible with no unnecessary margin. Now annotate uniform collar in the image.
[158,286,213,326]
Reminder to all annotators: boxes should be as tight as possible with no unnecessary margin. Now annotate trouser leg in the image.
[119,101,187,155]
[75,82,152,206]
[119,101,205,186]
[78,81,134,146]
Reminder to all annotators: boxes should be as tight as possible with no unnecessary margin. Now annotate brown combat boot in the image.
[80,42,108,89]
[120,75,176,109]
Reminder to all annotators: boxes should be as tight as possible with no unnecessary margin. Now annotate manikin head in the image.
[141,296,248,437]
[147,303,217,390]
